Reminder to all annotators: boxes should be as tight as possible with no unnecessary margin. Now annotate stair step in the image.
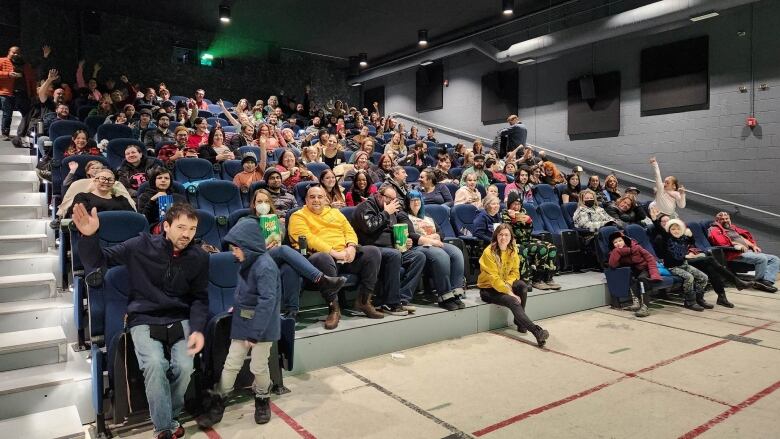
[0,297,71,333]
[0,234,48,255]
[0,253,60,282]
[0,219,49,235]
[0,326,67,372]
[0,192,45,205]
[0,205,45,219]
[0,171,38,193]
[0,406,84,438]
[0,155,35,171]
[0,347,94,424]
[0,273,56,302]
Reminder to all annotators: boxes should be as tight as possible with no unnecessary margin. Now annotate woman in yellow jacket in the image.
[478,223,550,347]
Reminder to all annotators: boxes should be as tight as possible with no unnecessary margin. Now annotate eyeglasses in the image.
[96,176,115,184]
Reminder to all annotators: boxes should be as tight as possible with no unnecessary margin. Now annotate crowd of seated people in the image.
[21,50,780,428]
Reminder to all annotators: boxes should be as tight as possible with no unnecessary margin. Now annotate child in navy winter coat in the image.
[197,218,281,428]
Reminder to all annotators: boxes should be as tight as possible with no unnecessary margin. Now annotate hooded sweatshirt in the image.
[222,218,281,342]
[607,232,662,281]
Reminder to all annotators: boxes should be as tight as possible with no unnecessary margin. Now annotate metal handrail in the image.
[389,112,780,219]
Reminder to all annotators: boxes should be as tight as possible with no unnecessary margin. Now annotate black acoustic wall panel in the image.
[567,71,621,139]
[363,86,385,113]
[416,61,443,112]
[640,36,709,116]
[481,68,519,125]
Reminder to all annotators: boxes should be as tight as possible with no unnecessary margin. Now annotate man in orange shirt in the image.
[0,46,24,140]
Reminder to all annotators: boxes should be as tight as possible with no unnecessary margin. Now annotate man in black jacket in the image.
[73,202,208,439]
[353,184,426,315]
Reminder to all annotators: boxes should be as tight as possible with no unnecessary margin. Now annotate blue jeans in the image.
[377,247,426,306]
[0,94,14,136]
[129,320,194,436]
[734,252,780,284]
[417,243,465,299]
[270,245,322,312]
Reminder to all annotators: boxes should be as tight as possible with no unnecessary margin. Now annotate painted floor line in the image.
[677,379,780,439]
[492,331,734,408]
[474,321,771,436]
[270,402,318,439]
[338,365,473,439]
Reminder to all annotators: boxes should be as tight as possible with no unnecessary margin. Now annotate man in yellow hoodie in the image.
[288,185,384,330]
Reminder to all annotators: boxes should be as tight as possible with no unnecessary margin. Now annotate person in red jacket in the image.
[608,231,662,317]
[708,212,778,293]
[0,46,32,139]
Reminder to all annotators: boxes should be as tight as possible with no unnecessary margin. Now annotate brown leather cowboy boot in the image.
[324,300,341,330]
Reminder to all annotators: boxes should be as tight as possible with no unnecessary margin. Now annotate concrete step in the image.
[0,170,39,192]
[0,234,49,255]
[0,192,45,205]
[0,406,84,438]
[0,204,45,219]
[0,155,35,171]
[0,347,93,424]
[0,326,67,372]
[0,273,57,302]
[0,219,49,235]
[0,253,61,283]
[0,296,72,334]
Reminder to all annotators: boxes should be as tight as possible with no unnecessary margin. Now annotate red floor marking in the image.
[472,376,630,437]
[678,379,780,439]
[203,427,222,439]
[270,402,317,439]
[477,322,773,436]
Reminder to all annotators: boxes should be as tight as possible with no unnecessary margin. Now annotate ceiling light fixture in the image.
[359,53,368,67]
[516,58,536,65]
[418,29,428,46]
[351,82,362,87]
[219,5,230,23]
[690,11,719,22]
[420,60,434,66]
[502,0,514,16]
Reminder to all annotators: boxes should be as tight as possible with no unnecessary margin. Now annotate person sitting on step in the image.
[477,224,550,347]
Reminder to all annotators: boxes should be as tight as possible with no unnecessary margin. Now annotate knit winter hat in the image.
[608,231,631,250]
[506,191,522,208]
[665,218,692,236]
[264,168,281,181]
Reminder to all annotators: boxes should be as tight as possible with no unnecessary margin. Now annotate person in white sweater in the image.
[649,156,686,219]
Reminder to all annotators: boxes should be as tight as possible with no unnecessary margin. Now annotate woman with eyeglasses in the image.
[65,169,135,217]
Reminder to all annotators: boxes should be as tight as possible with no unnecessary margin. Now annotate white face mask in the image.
[255,202,271,216]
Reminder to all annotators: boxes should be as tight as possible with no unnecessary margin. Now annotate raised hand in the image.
[68,161,79,172]
[649,156,657,164]
[93,62,102,71]
[71,203,100,236]
[47,69,59,81]
[78,59,86,68]
[119,75,129,83]
[42,45,52,58]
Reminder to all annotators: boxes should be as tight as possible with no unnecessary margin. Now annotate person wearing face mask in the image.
[247,189,346,322]
[137,167,187,226]
[117,144,159,198]
[573,189,618,233]
[708,212,779,293]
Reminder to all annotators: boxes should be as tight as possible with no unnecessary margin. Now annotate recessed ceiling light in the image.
[502,0,514,15]
[219,5,230,23]
[690,11,719,22]
[516,58,535,65]
[351,82,362,87]
[418,29,428,46]
[359,53,368,67]
[420,60,434,66]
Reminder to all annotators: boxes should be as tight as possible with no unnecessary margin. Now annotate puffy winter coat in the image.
[608,236,662,280]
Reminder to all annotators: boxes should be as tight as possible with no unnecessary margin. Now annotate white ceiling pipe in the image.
[351,0,760,84]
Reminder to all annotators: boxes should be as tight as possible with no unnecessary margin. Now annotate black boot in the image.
[254,395,271,424]
[196,392,225,429]
[684,301,705,312]
[695,292,714,309]
[716,293,734,308]
[317,275,347,297]
[532,325,549,348]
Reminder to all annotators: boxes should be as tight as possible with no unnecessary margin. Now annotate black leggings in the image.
[689,255,737,295]
[480,280,535,331]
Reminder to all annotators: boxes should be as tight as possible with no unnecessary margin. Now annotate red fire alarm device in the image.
[747,116,758,127]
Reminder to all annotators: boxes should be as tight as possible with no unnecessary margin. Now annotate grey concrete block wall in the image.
[368,1,780,256]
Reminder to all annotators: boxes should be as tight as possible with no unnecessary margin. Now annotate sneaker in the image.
[453,297,466,309]
[0,134,9,141]
[684,302,705,312]
[254,396,271,424]
[173,425,185,438]
[381,304,409,316]
[439,298,459,311]
[634,304,650,318]
[545,279,562,290]
[532,281,550,290]
[400,302,417,313]
[196,392,224,429]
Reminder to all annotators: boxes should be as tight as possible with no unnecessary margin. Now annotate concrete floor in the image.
[110,287,780,439]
